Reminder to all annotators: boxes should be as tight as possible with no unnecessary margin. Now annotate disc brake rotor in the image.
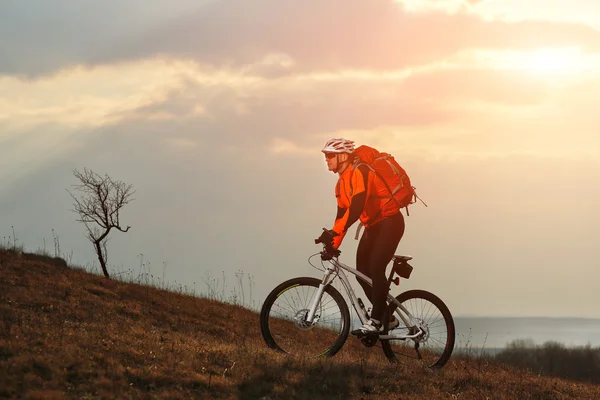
[294,309,318,331]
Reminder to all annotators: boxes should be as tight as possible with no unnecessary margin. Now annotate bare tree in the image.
[67,168,135,278]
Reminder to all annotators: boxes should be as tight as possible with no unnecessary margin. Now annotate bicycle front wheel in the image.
[260,277,350,358]
[381,290,455,368]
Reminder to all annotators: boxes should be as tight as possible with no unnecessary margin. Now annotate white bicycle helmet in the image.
[321,138,355,154]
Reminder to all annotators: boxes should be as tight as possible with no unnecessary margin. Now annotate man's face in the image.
[325,152,347,172]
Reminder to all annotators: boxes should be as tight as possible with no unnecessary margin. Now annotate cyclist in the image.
[317,138,405,333]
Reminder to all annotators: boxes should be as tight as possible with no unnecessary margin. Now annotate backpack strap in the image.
[351,159,401,241]
[382,156,400,176]
[414,190,428,207]
[354,222,365,240]
[379,156,424,210]
[351,156,424,239]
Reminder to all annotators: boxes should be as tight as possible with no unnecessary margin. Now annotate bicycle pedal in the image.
[351,328,379,338]
[350,328,363,337]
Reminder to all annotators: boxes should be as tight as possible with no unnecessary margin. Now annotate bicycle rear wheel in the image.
[260,277,350,358]
[381,290,455,368]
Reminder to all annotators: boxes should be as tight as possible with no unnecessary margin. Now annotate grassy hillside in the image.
[1,249,600,399]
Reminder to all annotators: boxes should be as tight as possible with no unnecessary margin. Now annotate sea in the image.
[454,317,600,354]
[349,315,600,355]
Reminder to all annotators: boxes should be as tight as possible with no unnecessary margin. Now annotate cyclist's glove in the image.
[315,229,340,260]
[315,229,338,246]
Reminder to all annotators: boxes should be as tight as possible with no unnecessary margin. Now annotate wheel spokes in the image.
[387,297,450,367]
[267,285,345,357]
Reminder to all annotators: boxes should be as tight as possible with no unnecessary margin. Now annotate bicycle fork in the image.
[305,266,335,323]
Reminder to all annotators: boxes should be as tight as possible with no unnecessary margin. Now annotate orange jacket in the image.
[331,164,398,248]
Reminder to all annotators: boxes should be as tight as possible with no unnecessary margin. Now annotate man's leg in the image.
[366,213,405,323]
[356,228,374,303]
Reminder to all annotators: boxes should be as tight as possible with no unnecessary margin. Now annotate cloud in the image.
[398,0,480,14]
[109,0,600,73]
[0,60,200,132]
[470,0,600,29]
[0,0,215,76]
[269,138,315,156]
[3,48,599,176]
[3,0,600,77]
[165,137,200,148]
[402,67,551,105]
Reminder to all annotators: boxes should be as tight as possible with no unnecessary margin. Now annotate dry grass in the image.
[1,249,600,399]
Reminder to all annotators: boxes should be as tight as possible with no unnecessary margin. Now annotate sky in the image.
[2,0,600,318]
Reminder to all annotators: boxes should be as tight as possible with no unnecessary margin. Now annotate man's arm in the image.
[342,164,369,231]
[331,165,369,248]
[332,206,348,248]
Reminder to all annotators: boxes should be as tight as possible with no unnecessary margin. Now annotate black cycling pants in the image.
[356,212,405,322]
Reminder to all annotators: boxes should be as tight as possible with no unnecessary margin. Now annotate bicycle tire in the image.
[381,289,455,368]
[260,277,350,358]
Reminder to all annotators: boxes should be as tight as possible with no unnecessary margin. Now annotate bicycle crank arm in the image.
[379,328,424,341]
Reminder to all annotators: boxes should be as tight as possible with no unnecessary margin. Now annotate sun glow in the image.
[517,48,586,73]
[477,47,598,76]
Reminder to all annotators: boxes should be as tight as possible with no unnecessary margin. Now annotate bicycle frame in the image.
[306,257,425,341]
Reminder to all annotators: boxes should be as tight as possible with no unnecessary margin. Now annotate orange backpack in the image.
[352,145,424,217]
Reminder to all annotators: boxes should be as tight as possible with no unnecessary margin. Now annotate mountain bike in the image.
[259,230,455,368]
